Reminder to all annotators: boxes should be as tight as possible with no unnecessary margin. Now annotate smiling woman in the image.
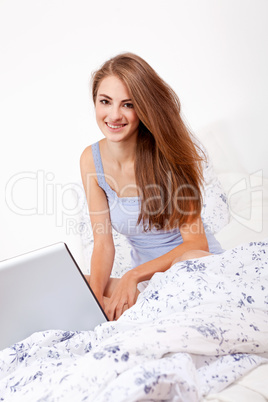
[95,75,140,142]
[80,53,224,321]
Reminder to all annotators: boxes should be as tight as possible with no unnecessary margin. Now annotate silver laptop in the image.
[0,242,108,351]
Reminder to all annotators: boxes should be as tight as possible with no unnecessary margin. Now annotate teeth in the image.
[106,123,125,129]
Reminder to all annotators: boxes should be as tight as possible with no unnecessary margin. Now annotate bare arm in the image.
[130,216,208,283]
[106,215,209,320]
[80,146,115,306]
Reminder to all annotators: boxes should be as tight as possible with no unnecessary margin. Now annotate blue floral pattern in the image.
[0,239,267,401]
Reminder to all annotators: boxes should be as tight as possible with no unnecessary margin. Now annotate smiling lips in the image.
[106,122,127,130]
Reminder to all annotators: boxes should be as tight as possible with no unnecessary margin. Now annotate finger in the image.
[115,302,127,321]
[129,286,141,307]
[103,296,109,310]
[105,303,116,321]
[122,303,129,314]
[114,305,123,321]
[127,293,136,308]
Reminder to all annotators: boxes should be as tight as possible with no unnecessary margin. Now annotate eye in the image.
[123,103,134,109]
[100,99,109,105]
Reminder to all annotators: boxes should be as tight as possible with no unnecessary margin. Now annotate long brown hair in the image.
[92,53,206,230]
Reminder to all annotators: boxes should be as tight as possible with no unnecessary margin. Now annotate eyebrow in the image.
[98,94,132,103]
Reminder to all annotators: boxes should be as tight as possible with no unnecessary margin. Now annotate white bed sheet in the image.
[204,363,268,401]
[0,239,267,401]
[210,172,268,400]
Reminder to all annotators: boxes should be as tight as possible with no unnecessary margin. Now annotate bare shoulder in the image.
[80,145,96,174]
[80,143,113,241]
[80,145,100,197]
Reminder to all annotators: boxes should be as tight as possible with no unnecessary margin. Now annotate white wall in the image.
[0,0,268,261]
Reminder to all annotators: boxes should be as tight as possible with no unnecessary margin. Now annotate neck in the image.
[103,135,137,167]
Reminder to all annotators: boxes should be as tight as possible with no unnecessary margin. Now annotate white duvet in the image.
[0,240,268,401]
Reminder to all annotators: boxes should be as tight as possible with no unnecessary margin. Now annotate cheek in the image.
[95,106,105,122]
[130,111,140,126]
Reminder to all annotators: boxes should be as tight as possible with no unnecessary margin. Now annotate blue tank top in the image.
[91,141,224,268]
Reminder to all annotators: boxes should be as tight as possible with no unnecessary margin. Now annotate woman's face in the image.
[95,75,140,143]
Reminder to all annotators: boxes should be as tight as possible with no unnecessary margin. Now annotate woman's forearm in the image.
[130,238,208,284]
[89,244,115,298]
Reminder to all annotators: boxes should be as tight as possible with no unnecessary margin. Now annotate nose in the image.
[109,105,123,122]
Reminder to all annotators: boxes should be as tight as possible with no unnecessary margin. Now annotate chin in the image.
[106,135,129,143]
[104,131,135,143]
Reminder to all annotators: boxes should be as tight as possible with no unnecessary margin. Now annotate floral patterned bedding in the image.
[0,240,268,401]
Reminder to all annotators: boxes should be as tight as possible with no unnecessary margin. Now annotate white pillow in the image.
[72,155,229,276]
[201,157,230,234]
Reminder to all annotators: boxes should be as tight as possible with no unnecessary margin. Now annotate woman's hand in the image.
[105,271,140,321]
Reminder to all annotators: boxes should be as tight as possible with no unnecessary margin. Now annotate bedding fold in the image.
[0,239,267,401]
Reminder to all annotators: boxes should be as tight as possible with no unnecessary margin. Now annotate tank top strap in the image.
[91,141,107,191]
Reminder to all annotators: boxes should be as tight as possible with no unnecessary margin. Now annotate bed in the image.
[0,130,267,401]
